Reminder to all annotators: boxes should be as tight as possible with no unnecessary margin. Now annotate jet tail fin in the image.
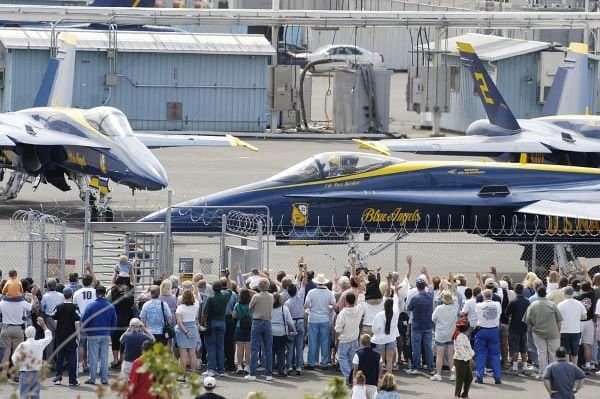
[542,43,591,116]
[457,42,520,131]
[34,33,76,108]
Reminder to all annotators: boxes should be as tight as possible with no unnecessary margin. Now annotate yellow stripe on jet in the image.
[226,134,258,152]
[249,160,600,193]
[353,139,391,156]
[456,42,475,54]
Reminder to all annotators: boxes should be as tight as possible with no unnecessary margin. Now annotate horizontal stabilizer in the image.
[135,133,258,151]
[518,199,600,221]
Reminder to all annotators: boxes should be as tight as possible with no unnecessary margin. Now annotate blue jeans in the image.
[206,319,226,373]
[87,335,110,383]
[307,321,330,367]
[338,340,358,380]
[475,327,501,381]
[286,319,305,370]
[250,319,273,377]
[20,370,40,399]
[410,328,434,372]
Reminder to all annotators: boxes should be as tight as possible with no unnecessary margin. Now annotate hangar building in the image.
[0,28,274,132]
[434,34,600,132]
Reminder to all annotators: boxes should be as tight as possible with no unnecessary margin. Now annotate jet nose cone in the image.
[143,161,168,190]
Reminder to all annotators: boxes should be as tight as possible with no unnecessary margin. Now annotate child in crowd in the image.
[453,318,474,399]
[113,255,135,287]
[352,370,370,399]
[2,269,24,299]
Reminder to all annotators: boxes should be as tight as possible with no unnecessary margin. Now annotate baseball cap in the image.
[563,286,574,296]
[62,287,73,298]
[203,376,216,389]
[415,278,427,289]
[484,278,495,288]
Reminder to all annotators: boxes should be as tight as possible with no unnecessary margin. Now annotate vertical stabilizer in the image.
[542,43,591,116]
[34,32,77,108]
[457,42,520,131]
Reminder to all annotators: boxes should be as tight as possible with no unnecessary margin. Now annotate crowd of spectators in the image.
[0,254,599,399]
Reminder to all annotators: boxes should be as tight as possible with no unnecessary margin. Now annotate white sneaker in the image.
[236,365,244,373]
[449,373,456,381]
[406,369,418,375]
[244,375,256,381]
[77,363,83,375]
[244,365,251,373]
[202,370,216,377]
[430,374,442,381]
[265,376,273,381]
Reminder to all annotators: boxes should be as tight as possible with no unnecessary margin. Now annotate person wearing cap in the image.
[406,275,434,374]
[453,318,474,399]
[557,286,587,365]
[305,273,336,370]
[195,376,226,399]
[52,286,80,386]
[246,278,274,381]
[474,289,502,384]
[80,285,117,385]
[120,318,155,380]
[11,316,52,399]
[40,278,65,359]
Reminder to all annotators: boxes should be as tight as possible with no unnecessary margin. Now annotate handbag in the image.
[282,307,294,342]
[161,301,175,340]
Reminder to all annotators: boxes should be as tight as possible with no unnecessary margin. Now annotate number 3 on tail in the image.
[474,72,495,105]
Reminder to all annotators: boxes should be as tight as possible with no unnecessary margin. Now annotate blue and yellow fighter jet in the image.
[141,151,600,247]
[355,41,600,167]
[0,33,256,214]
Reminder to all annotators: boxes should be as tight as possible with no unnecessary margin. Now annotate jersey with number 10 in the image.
[73,287,97,315]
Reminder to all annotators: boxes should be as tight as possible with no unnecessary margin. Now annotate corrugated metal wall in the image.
[5,49,269,132]
[440,52,599,132]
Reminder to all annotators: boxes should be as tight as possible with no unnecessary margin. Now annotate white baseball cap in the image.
[203,376,216,389]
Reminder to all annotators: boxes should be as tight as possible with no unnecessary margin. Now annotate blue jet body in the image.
[142,151,600,245]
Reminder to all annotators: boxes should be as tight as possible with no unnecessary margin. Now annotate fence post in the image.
[163,190,173,277]
[531,235,537,273]
[27,211,33,278]
[220,214,227,275]
[39,216,47,285]
[257,220,264,272]
[394,240,399,273]
[59,221,66,281]
[83,189,91,265]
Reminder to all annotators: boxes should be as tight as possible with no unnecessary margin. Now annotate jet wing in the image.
[5,127,109,149]
[135,133,258,151]
[354,136,552,156]
[518,200,600,221]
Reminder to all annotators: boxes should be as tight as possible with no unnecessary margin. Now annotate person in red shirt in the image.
[127,341,158,399]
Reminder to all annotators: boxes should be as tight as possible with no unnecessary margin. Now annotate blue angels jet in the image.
[141,151,600,247]
[355,41,600,167]
[0,33,257,216]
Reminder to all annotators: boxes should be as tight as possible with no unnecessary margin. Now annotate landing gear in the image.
[75,174,113,221]
[0,169,27,200]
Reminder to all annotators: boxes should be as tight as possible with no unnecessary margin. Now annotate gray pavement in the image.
[0,363,599,398]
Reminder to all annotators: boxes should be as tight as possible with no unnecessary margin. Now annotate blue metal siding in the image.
[5,48,269,132]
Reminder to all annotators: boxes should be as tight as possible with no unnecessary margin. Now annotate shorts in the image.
[508,332,527,354]
[580,320,594,345]
[0,325,24,351]
[375,341,396,351]
[234,327,251,343]
[560,333,581,356]
[120,360,133,380]
[435,340,454,347]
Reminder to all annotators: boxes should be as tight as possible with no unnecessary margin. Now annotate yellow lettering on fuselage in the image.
[361,208,421,225]
[474,72,495,105]
[547,217,600,234]
[67,151,86,168]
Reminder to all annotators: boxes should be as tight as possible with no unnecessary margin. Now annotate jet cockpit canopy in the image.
[84,107,134,137]
[269,152,402,183]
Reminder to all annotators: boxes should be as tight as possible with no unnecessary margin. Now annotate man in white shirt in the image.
[12,317,52,399]
[73,272,96,373]
[474,289,502,384]
[556,286,587,365]
[334,292,364,383]
[305,273,336,369]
